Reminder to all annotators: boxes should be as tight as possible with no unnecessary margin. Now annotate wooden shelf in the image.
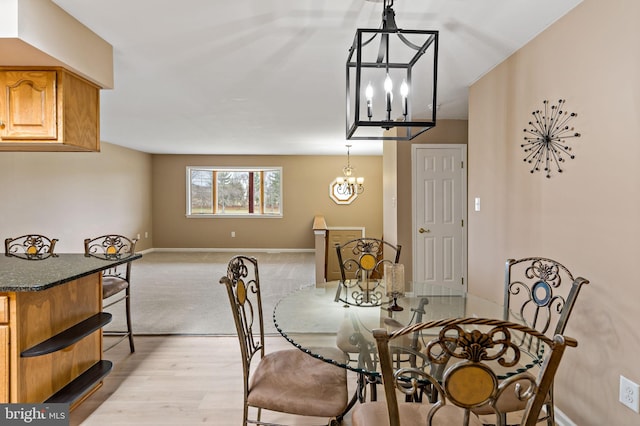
[21,312,112,357]
[45,360,112,404]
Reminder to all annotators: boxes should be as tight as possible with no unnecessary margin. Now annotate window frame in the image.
[186,166,283,218]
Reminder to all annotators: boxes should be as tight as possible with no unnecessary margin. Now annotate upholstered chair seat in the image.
[102,276,129,299]
[248,347,349,418]
[353,400,482,426]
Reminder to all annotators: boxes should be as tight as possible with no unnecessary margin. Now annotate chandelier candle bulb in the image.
[400,79,409,117]
[365,83,374,119]
[384,74,393,119]
[384,74,393,93]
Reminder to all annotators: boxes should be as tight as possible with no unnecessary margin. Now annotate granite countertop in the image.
[0,253,143,292]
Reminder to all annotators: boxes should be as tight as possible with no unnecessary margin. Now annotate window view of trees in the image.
[187,167,282,216]
[263,170,281,214]
[190,169,214,214]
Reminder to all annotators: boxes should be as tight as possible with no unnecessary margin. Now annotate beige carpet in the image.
[104,251,315,335]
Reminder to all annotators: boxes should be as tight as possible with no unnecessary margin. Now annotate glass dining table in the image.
[273,280,542,405]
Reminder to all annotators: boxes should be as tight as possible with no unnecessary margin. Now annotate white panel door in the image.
[413,145,467,291]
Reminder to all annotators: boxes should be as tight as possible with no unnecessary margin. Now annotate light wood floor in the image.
[71,335,359,425]
[71,335,540,426]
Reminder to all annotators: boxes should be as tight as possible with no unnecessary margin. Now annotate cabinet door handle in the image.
[0,120,4,129]
[419,228,430,234]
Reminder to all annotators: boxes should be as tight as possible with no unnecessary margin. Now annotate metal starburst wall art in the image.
[522,99,581,178]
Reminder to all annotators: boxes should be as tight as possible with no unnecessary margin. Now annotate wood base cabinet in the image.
[1,273,109,406]
[0,295,8,403]
[0,67,100,152]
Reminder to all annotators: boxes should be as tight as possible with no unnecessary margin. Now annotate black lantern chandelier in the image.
[346,0,439,140]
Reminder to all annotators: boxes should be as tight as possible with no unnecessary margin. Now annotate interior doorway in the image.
[412,144,467,291]
[325,227,365,281]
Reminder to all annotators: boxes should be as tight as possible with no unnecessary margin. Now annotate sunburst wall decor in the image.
[522,99,581,178]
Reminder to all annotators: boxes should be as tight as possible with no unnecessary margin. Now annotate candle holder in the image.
[387,292,403,311]
[384,263,405,312]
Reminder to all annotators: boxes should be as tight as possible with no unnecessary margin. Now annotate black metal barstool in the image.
[84,234,138,353]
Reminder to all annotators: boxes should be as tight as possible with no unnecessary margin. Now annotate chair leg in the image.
[125,288,135,353]
[370,380,377,401]
[545,388,555,426]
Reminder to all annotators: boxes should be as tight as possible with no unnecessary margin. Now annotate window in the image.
[187,167,282,217]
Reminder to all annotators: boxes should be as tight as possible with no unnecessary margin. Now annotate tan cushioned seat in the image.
[248,347,349,418]
[472,377,544,415]
[102,276,129,299]
[352,400,484,426]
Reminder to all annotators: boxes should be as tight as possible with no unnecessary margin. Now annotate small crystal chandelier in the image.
[346,0,439,140]
[335,145,364,196]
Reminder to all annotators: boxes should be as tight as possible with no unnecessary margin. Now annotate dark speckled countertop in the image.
[0,253,143,292]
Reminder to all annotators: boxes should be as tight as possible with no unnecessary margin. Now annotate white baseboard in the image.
[555,407,577,426]
[146,247,315,254]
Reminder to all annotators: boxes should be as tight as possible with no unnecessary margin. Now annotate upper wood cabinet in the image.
[0,68,100,152]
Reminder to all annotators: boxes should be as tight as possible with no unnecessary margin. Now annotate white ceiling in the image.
[52,0,582,156]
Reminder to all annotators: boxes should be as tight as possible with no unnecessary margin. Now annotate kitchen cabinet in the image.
[0,253,142,408]
[0,68,100,152]
[0,296,8,403]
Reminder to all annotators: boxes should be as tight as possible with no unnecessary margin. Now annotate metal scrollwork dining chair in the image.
[220,255,350,425]
[84,234,138,353]
[333,238,401,403]
[334,238,401,307]
[352,317,578,426]
[5,234,58,259]
[474,257,589,425]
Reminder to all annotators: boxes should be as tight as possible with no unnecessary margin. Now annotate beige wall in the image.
[468,0,640,424]
[151,154,383,249]
[0,142,153,252]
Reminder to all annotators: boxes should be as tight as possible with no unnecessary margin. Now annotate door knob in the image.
[419,228,430,234]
